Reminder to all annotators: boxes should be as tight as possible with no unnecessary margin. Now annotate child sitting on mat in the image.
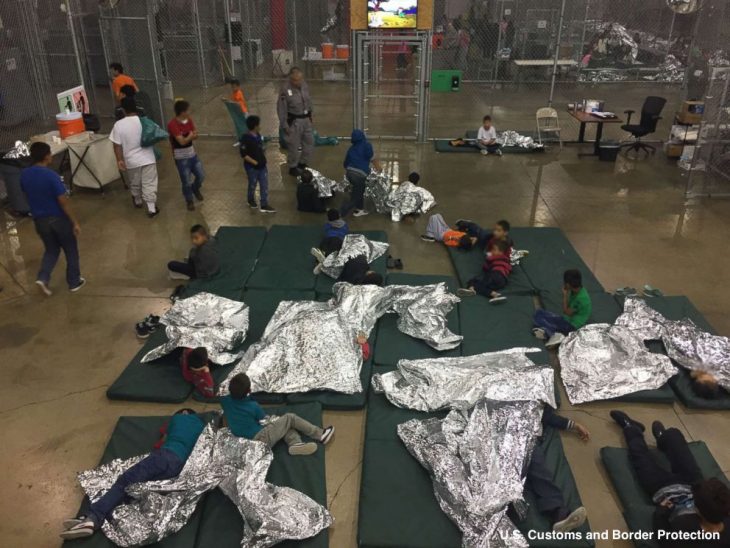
[532,269,592,348]
[60,409,205,540]
[420,213,476,249]
[311,209,350,273]
[296,169,327,213]
[448,115,502,156]
[181,347,215,399]
[221,373,335,456]
[457,239,511,303]
[167,224,220,280]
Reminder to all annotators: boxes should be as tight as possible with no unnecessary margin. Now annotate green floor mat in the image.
[510,227,604,295]
[601,442,729,548]
[619,296,730,409]
[194,402,328,548]
[433,140,544,154]
[286,360,374,410]
[540,291,622,325]
[246,225,323,290]
[314,230,389,295]
[359,388,587,547]
[446,245,536,295]
[107,330,193,403]
[63,414,217,548]
[182,226,266,298]
[608,384,676,404]
[373,274,461,366]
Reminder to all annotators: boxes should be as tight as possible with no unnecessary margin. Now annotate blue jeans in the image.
[34,216,81,288]
[340,168,367,216]
[175,156,205,202]
[245,164,269,206]
[533,309,576,338]
[87,448,184,527]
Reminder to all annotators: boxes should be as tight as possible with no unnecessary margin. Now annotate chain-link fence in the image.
[428,0,697,141]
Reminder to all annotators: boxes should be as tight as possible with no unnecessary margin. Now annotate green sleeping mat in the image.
[286,360,374,410]
[373,274,461,366]
[107,330,193,403]
[510,227,604,295]
[446,245,536,295]
[246,225,323,290]
[193,402,329,548]
[620,296,730,409]
[63,413,218,548]
[358,387,591,547]
[601,442,729,548]
[194,289,317,404]
[182,226,267,298]
[314,230,389,296]
[433,140,545,154]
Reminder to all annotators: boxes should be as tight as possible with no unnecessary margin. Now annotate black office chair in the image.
[620,96,666,156]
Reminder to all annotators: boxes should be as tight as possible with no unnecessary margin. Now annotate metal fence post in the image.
[548,0,567,107]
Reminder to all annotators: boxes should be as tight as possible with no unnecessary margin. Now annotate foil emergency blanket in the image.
[78,422,331,547]
[644,55,685,83]
[594,23,638,62]
[616,297,730,390]
[142,292,249,365]
[558,323,676,404]
[578,69,629,83]
[386,181,437,222]
[300,168,338,198]
[320,233,389,279]
[3,140,30,159]
[220,282,461,395]
[398,399,543,547]
[365,170,393,214]
[372,348,556,412]
[497,130,543,150]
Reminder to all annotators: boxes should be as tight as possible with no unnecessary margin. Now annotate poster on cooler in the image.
[56,85,89,114]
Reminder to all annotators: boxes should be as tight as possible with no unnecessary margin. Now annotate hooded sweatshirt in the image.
[324,219,349,240]
[344,129,374,174]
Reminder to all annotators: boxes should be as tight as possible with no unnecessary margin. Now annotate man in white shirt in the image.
[110,97,160,217]
[477,115,502,156]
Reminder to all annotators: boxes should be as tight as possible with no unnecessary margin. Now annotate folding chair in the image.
[536,107,562,149]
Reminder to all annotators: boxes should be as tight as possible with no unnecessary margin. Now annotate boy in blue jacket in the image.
[340,129,381,218]
[221,373,335,456]
[311,209,350,272]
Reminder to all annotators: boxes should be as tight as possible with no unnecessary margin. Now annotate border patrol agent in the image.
[277,67,314,176]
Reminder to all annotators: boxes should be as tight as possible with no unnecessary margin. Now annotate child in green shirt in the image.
[532,269,592,347]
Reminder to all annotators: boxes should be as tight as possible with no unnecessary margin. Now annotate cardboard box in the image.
[664,142,684,158]
[677,101,704,124]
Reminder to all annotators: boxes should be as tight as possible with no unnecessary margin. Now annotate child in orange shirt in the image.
[230,79,248,115]
[109,63,138,103]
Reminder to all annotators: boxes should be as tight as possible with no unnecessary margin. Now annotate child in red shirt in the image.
[181,347,215,399]
[457,240,512,302]
[357,333,371,361]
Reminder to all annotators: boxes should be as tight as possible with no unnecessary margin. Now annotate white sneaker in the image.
[532,327,547,340]
[480,149,489,156]
[313,263,323,275]
[489,295,507,304]
[35,280,52,296]
[288,442,318,456]
[59,519,95,539]
[353,209,369,217]
[457,287,476,297]
[310,247,326,264]
[320,426,335,445]
[546,333,566,348]
[553,506,587,533]
[496,149,503,156]
[168,270,190,280]
[70,278,86,293]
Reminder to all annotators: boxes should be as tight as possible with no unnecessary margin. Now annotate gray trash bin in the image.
[0,157,31,214]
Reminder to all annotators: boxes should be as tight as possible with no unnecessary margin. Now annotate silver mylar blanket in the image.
[142,292,249,365]
[3,140,30,159]
[220,282,462,395]
[372,348,556,412]
[558,323,676,404]
[386,181,437,222]
[78,421,332,547]
[497,130,543,150]
[398,399,543,548]
[617,297,730,390]
[320,233,389,279]
[300,168,338,198]
[365,170,394,215]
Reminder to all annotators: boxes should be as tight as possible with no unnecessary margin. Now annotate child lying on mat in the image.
[457,239,511,303]
[514,407,590,534]
[448,115,503,156]
[221,373,335,456]
[181,347,215,399]
[167,224,220,280]
[60,409,205,540]
[421,215,513,254]
[610,409,730,546]
[532,269,592,348]
[689,370,728,400]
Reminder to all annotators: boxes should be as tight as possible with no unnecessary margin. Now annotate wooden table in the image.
[301,58,349,80]
[567,110,624,156]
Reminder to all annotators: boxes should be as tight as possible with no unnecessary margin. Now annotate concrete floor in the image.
[2,134,730,548]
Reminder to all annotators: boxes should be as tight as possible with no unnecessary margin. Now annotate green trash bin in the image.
[431,70,462,92]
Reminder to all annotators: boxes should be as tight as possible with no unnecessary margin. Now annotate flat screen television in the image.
[368,1,418,29]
